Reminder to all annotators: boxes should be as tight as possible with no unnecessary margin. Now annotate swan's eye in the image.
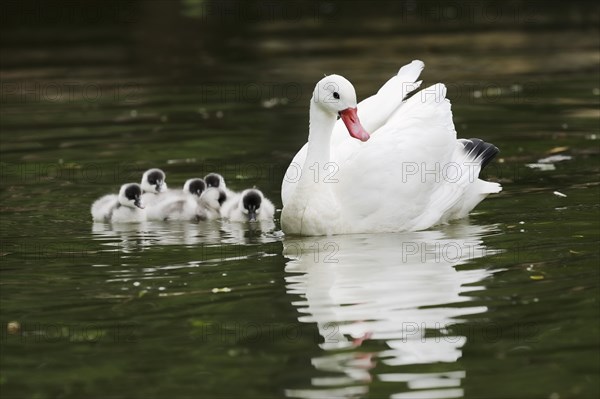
[333,92,340,100]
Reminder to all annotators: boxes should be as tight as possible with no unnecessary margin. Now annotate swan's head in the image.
[204,173,227,190]
[240,189,264,222]
[313,74,370,142]
[183,178,206,197]
[118,183,144,209]
[141,168,167,194]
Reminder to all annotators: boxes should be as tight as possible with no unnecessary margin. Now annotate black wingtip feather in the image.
[462,138,499,170]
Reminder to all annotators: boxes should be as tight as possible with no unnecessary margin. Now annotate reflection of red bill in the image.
[352,331,373,347]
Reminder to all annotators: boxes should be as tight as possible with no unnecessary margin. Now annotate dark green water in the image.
[1,2,599,398]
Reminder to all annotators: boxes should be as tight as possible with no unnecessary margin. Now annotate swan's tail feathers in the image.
[377,60,425,100]
[443,179,502,221]
[397,60,425,99]
[388,83,454,134]
[460,138,499,171]
[479,180,502,194]
[397,60,425,82]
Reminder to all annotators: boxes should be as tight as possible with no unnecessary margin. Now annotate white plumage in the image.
[281,60,501,236]
[140,168,169,207]
[91,183,146,223]
[204,173,237,201]
[221,188,275,222]
[91,194,118,222]
[146,178,211,222]
[199,187,226,220]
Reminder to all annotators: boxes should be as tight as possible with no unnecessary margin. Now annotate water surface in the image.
[1,2,599,398]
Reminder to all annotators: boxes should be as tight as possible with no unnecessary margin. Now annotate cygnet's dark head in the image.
[200,187,226,211]
[183,178,206,197]
[242,189,263,222]
[119,183,144,209]
[141,168,167,194]
[218,190,227,206]
[204,173,226,189]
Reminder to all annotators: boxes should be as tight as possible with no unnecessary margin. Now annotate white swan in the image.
[221,188,275,222]
[281,60,501,236]
[91,193,118,222]
[182,178,206,197]
[146,178,207,221]
[111,183,146,223]
[204,173,237,201]
[91,183,146,223]
[140,168,168,206]
[199,187,227,220]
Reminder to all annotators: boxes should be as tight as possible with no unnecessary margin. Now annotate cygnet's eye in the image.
[333,92,340,100]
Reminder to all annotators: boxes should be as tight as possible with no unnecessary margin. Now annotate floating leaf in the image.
[190,320,211,327]
[525,163,556,171]
[7,321,20,335]
[539,155,572,163]
[547,146,569,154]
[211,287,232,293]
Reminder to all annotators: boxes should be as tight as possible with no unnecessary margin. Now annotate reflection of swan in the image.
[220,219,278,245]
[91,220,283,292]
[92,218,280,250]
[92,221,221,249]
[284,223,498,399]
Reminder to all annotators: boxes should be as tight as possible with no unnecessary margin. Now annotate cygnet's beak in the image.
[134,199,145,209]
[248,209,257,222]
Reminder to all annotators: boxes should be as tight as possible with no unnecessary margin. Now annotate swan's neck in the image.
[281,100,341,235]
[304,101,336,174]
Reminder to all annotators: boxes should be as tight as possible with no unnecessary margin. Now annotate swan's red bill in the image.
[339,107,370,142]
